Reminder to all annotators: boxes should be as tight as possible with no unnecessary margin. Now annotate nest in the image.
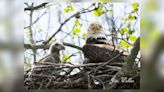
[24,60,140,89]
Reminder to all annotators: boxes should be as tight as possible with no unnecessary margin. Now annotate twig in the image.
[92,75,106,89]
[24,44,50,50]
[24,10,47,29]
[63,42,83,50]
[25,74,57,79]
[106,34,133,46]
[61,30,85,40]
[63,52,79,63]
[24,42,82,51]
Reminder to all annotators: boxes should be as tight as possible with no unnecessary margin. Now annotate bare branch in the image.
[24,10,47,29]
[24,44,50,50]
[24,3,48,11]
[24,42,82,51]
[63,42,83,50]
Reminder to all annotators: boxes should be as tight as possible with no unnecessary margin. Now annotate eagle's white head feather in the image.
[87,22,106,39]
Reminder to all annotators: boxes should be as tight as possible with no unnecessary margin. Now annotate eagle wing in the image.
[83,44,128,63]
[37,53,60,64]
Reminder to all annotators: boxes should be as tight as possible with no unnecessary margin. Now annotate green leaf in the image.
[122,27,128,31]
[68,4,74,12]
[73,28,81,35]
[120,27,128,35]
[93,10,100,16]
[98,4,103,13]
[63,4,74,13]
[93,4,107,16]
[82,33,87,38]
[132,8,138,13]
[61,54,71,62]
[102,11,107,15]
[122,17,127,21]
[120,40,130,48]
[63,8,69,13]
[128,15,135,21]
[132,2,139,9]
[70,8,74,12]
[70,7,74,12]
[128,30,135,35]
[75,20,80,27]
[130,36,137,41]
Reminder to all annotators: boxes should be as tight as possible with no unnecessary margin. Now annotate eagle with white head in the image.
[83,22,128,63]
[86,22,110,44]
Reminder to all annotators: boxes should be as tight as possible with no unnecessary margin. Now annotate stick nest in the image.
[24,60,139,89]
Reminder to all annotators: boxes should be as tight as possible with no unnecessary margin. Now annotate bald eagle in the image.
[83,22,128,63]
[37,42,65,64]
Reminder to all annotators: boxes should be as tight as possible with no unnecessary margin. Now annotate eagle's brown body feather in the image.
[83,44,128,63]
[38,52,60,63]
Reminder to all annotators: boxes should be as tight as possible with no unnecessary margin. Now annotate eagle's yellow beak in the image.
[91,24,100,32]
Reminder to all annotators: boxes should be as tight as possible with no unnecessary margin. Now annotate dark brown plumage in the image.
[83,44,128,63]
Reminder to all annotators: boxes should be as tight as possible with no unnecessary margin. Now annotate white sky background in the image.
[24,2,140,65]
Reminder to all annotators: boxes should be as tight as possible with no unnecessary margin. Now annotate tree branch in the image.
[24,10,47,29]
[122,37,140,75]
[63,42,83,50]
[24,42,82,51]
[24,3,48,11]
[24,44,50,50]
